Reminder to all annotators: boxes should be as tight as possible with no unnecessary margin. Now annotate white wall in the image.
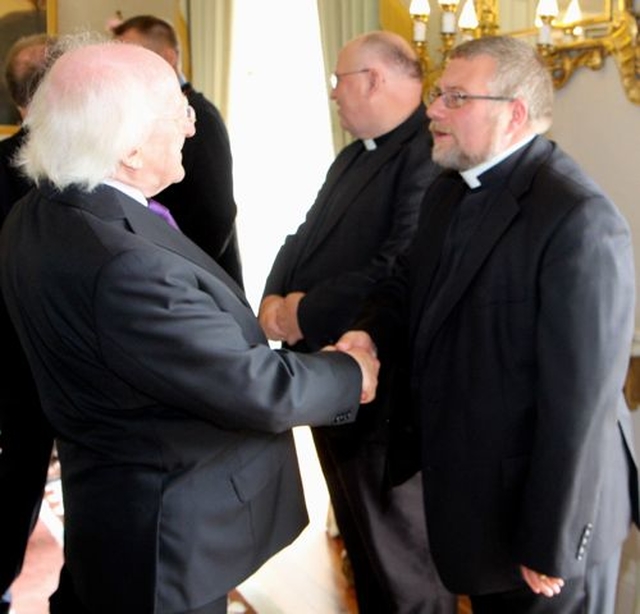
[550,60,640,340]
[548,55,640,614]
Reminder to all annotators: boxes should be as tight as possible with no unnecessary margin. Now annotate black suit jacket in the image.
[360,136,640,594]
[263,105,439,439]
[0,183,363,613]
[155,84,244,287]
[264,104,438,350]
[0,128,53,595]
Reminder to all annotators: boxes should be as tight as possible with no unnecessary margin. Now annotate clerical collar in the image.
[102,178,148,207]
[362,138,377,151]
[459,133,536,189]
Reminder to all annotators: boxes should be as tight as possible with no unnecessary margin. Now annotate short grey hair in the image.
[449,36,554,133]
[358,31,423,82]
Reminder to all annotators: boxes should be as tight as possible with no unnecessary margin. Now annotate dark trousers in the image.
[50,564,228,614]
[312,427,457,614]
[470,546,623,614]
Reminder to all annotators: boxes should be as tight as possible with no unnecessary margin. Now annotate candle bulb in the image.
[458,0,478,39]
[536,0,559,46]
[563,0,583,37]
[538,20,553,45]
[442,11,457,34]
[413,20,428,42]
[410,0,431,43]
[437,1,460,34]
[410,0,432,18]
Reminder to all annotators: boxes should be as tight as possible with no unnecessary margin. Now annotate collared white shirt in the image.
[102,178,148,207]
[460,134,536,189]
[362,138,377,151]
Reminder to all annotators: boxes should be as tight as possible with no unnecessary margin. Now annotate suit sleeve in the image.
[513,189,635,577]
[93,248,363,433]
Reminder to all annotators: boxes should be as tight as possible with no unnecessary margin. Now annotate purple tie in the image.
[148,199,180,230]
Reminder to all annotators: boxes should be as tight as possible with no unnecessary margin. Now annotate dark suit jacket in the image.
[264,104,438,350]
[155,84,244,287]
[361,136,640,595]
[0,183,363,613]
[0,128,53,595]
[263,105,439,438]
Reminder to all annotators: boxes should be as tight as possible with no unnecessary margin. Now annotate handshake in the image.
[324,331,379,404]
[259,294,379,404]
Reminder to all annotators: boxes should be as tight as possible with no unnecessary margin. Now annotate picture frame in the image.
[0,0,57,136]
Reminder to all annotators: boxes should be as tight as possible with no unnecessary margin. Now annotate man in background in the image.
[0,36,379,614]
[112,14,244,287]
[340,35,639,614]
[0,0,47,125]
[0,32,56,614]
[259,30,455,614]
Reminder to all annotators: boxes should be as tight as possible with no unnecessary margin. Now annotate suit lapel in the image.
[298,105,428,264]
[53,184,250,308]
[408,172,466,340]
[414,192,520,347]
[411,137,552,351]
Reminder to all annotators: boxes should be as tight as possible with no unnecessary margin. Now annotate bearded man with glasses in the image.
[339,35,639,614]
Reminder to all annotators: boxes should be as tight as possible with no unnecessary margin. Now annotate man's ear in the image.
[368,68,382,94]
[160,47,180,73]
[121,149,143,171]
[510,98,528,130]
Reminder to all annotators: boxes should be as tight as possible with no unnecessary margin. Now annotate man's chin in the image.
[432,148,462,171]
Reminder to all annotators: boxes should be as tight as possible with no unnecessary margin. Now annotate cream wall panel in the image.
[56,0,174,35]
[550,61,640,334]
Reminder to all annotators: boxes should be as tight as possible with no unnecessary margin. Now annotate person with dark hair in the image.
[0,36,379,614]
[339,35,639,614]
[259,30,455,614]
[0,1,47,125]
[112,14,244,287]
[0,32,55,211]
[0,31,56,614]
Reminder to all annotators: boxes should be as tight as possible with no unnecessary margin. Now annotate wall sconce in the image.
[403,0,640,105]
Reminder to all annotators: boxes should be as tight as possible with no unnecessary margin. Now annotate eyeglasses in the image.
[428,88,515,109]
[329,68,371,90]
[185,105,196,123]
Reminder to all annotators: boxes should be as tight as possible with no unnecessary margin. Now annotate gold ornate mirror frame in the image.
[381,0,640,104]
[0,0,57,136]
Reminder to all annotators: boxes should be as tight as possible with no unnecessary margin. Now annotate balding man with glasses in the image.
[259,29,455,614]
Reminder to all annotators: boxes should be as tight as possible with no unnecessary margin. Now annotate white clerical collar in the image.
[102,178,148,207]
[459,134,536,189]
[362,138,377,151]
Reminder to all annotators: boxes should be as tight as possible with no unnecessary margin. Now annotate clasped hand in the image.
[332,330,379,404]
[258,293,304,346]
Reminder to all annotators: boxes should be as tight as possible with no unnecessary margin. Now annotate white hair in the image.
[17,35,179,191]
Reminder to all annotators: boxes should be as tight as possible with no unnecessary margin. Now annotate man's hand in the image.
[330,330,379,403]
[258,295,287,341]
[277,292,305,345]
[520,565,564,597]
[324,342,380,404]
[335,330,377,357]
[258,293,305,345]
